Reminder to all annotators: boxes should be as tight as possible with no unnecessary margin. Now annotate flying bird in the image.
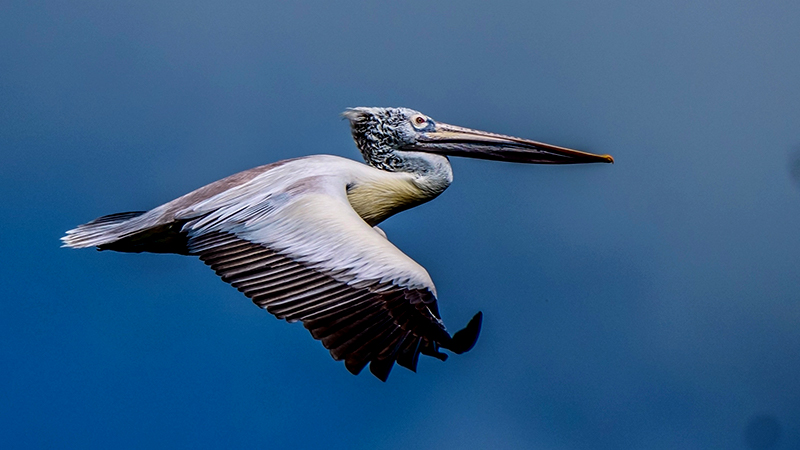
[62,107,613,381]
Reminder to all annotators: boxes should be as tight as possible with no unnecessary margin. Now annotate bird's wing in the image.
[174,161,481,380]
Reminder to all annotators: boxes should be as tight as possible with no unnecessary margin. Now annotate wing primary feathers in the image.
[419,339,448,362]
[368,358,396,382]
[342,320,396,374]
[303,293,383,331]
[305,295,376,340]
[348,324,410,380]
[439,311,483,354]
[321,306,388,353]
[396,336,422,372]
[187,231,482,380]
[333,314,395,362]
[380,329,411,359]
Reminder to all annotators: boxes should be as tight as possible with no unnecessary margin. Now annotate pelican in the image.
[62,107,613,381]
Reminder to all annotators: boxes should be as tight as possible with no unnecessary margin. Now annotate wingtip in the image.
[445,311,483,354]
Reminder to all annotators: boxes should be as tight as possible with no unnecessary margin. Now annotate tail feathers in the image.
[61,211,146,249]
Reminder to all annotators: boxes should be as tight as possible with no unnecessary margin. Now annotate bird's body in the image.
[63,107,612,380]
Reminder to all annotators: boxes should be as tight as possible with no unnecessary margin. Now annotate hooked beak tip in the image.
[601,154,614,164]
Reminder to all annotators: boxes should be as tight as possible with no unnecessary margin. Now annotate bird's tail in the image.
[61,211,147,249]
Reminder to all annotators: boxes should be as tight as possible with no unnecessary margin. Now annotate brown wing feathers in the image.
[188,231,481,381]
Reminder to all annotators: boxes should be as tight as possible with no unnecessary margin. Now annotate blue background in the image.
[2,1,799,449]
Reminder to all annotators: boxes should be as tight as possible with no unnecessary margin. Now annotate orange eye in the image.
[414,116,426,125]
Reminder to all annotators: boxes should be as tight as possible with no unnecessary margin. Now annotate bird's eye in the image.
[412,115,428,128]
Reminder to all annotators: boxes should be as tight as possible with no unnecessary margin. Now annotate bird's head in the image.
[343,107,614,172]
[342,107,425,171]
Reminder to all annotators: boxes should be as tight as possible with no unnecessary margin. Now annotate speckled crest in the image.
[343,107,421,171]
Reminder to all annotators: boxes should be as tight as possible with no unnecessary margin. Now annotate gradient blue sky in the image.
[2,1,799,449]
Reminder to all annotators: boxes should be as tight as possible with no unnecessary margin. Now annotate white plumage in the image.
[63,107,612,380]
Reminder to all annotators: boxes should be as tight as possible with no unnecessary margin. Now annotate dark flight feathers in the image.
[74,210,482,381]
[188,231,481,381]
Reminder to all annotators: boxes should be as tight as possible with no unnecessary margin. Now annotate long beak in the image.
[402,122,614,164]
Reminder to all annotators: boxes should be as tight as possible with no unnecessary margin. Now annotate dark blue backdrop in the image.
[2,1,799,449]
